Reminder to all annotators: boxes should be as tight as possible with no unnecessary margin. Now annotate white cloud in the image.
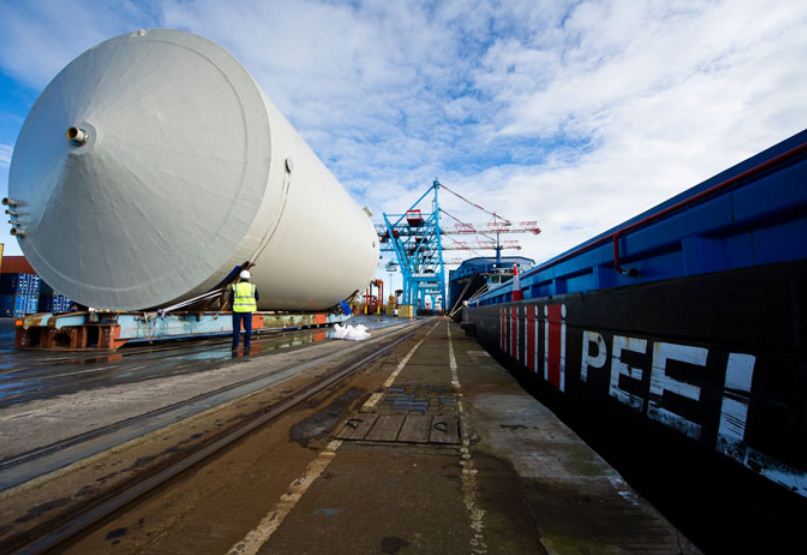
[1,0,806,272]
[457,0,807,263]
[0,144,12,168]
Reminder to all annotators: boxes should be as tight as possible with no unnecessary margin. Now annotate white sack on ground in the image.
[331,324,371,341]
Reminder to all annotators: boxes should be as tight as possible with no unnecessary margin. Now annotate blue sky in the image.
[2,0,806,295]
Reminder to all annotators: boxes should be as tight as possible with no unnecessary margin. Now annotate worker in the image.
[230,270,259,355]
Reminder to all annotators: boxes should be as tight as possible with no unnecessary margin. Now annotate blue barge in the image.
[464,129,807,497]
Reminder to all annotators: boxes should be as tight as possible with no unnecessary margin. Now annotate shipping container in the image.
[0,274,20,294]
[0,260,64,316]
[25,294,38,314]
[0,256,35,275]
[53,294,72,313]
[39,292,74,314]
[38,294,52,313]
[0,274,42,316]
[55,294,73,313]
[13,294,29,317]
[0,273,41,298]
[0,295,14,317]
[39,281,54,297]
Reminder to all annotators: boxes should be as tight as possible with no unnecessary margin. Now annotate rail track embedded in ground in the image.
[5,318,431,555]
[0,323,408,490]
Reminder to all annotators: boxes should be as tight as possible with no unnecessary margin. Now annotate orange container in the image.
[1,256,35,275]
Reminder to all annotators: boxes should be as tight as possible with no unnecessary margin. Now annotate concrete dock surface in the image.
[17,319,697,554]
[258,321,695,554]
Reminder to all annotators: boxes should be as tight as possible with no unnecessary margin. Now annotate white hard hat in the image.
[239,270,251,280]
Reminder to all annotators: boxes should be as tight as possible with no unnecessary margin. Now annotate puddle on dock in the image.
[0,323,330,407]
[0,315,404,407]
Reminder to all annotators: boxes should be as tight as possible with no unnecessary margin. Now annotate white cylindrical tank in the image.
[8,29,379,311]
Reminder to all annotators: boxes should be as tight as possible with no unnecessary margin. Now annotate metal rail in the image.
[9,319,430,554]
[0,326,402,489]
[0,326,330,376]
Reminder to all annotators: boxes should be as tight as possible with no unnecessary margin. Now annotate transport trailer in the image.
[464,129,807,498]
[14,310,348,351]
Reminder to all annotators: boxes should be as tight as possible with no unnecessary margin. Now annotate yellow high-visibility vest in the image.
[232,281,257,313]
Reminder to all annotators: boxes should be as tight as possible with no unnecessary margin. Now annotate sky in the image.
[1,0,806,296]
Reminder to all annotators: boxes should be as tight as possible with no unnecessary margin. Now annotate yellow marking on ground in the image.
[226,439,342,555]
[362,321,439,409]
[447,323,488,554]
[228,321,438,554]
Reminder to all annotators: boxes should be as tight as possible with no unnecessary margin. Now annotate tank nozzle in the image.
[66,126,88,145]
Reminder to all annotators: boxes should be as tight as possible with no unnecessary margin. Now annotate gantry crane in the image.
[378,179,540,316]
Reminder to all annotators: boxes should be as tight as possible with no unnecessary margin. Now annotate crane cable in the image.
[438,208,497,243]
[439,182,512,225]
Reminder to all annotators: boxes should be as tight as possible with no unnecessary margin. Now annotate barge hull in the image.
[467,259,806,497]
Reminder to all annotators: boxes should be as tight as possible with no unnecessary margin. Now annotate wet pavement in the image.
[0,318,415,491]
[0,315,397,409]
[36,320,697,554]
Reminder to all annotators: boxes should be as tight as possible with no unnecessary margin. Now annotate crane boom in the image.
[378,179,540,316]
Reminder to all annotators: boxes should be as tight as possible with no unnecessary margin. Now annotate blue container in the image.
[5,292,40,317]
[13,295,27,317]
[0,295,14,317]
[0,273,42,298]
[0,274,20,295]
[37,292,73,314]
[39,295,53,313]
[28,275,41,297]
[25,294,39,314]
[53,294,72,313]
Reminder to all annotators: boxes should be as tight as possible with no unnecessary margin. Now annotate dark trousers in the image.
[232,312,253,351]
